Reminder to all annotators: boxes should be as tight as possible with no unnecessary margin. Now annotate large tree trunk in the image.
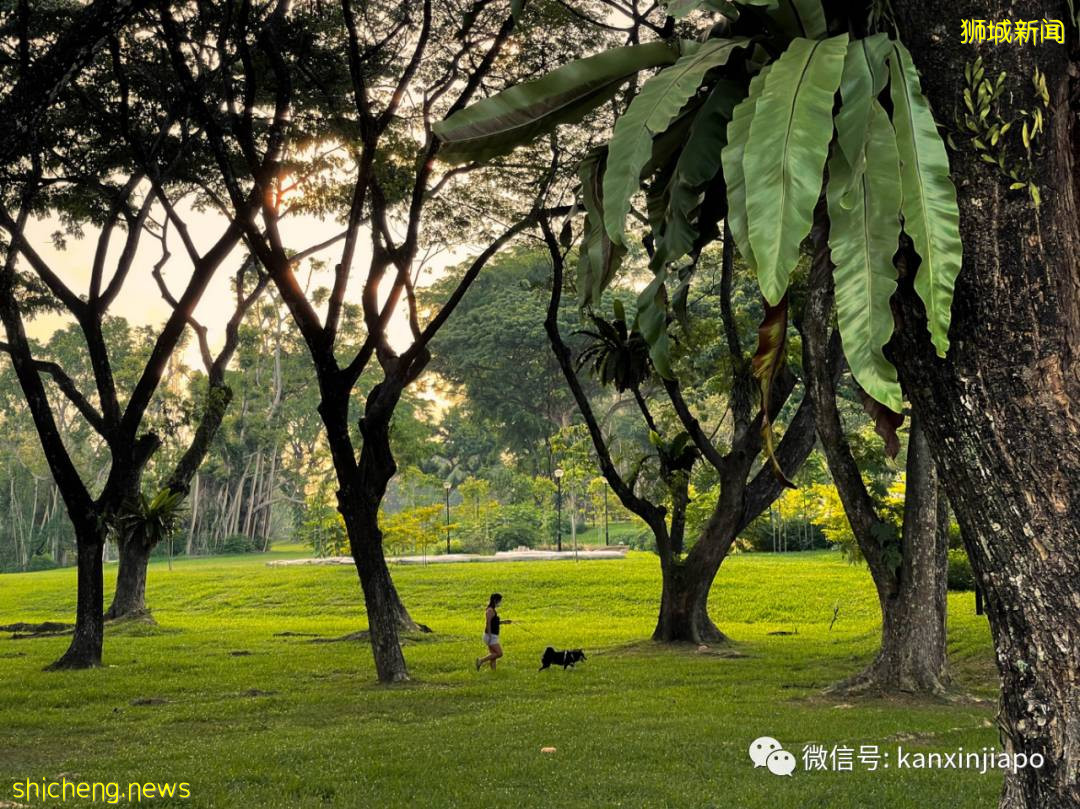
[343,499,420,634]
[340,497,411,683]
[324,379,422,683]
[804,214,950,695]
[351,390,423,636]
[540,218,819,652]
[832,418,949,695]
[104,535,152,621]
[892,5,1080,805]
[653,504,740,644]
[653,557,728,644]
[47,525,105,670]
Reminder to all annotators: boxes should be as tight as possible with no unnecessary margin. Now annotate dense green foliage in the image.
[948,549,977,592]
[437,1,965,420]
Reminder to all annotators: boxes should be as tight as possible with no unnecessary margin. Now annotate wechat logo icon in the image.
[749,736,797,776]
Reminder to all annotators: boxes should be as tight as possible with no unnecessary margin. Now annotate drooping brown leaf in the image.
[577,149,627,308]
[751,294,795,488]
[857,384,904,459]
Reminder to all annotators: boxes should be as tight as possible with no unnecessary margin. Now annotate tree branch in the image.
[0,342,107,436]
[803,203,890,570]
[540,215,671,556]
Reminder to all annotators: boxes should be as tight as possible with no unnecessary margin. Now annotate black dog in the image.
[539,646,586,671]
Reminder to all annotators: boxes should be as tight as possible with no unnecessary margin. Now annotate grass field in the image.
[557,521,644,547]
[0,549,1002,808]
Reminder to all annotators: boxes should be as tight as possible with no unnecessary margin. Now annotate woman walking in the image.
[476,593,511,671]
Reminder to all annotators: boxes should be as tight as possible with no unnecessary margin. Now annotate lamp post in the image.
[604,486,609,546]
[444,481,452,554]
[554,468,564,552]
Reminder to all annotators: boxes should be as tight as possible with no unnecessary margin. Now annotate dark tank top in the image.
[488,608,500,635]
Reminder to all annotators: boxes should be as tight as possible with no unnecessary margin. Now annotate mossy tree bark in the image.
[891,4,1080,804]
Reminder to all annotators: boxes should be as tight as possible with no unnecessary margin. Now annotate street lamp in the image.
[444,481,452,554]
[603,486,609,546]
[554,468,564,552]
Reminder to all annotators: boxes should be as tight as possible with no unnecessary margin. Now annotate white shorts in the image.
[483,633,500,646]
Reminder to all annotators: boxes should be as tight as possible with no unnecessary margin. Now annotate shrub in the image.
[947,548,976,591]
[624,527,657,553]
[222,534,259,554]
[27,553,59,572]
[298,502,348,557]
[493,504,542,551]
[446,539,467,555]
[449,534,491,554]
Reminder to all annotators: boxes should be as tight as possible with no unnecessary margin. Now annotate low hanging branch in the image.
[539,216,672,557]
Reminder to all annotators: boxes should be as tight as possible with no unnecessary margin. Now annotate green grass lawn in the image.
[0,550,1001,808]
[559,521,644,547]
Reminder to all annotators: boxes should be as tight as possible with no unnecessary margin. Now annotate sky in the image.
[21,198,467,372]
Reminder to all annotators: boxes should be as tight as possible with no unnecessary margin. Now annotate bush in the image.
[448,534,491,554]
[624,527,657,553]
[493,504,542,551]
[446,539,467,555]
[222,534,259,554]
[27,553,59,572]
[947,548,976,591]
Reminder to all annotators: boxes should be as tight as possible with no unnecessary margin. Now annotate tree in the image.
[382,504,444,558]
[105,261,270,620]
[438,0,963,450]
[550,423,595,549]
[158,1,604,682]
[0,4,267,667]
[424,247,589,474]
[802,230,951,694]
[542,226,821,642]
[450,0,1077,801]
[0,0,154,166]
[887,3,1080,806]
[437,1,971,643]
[456,476,495,549]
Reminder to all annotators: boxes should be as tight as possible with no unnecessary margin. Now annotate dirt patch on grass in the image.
[308,630,370,644]
[795,686,987,709]
[130,697,169,706]
[306,630,439,646]
[597,639,749,659]
[0,621,71,633]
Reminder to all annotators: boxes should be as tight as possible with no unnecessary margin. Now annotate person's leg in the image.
[489,643,503,670]
[477,639,497,670]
